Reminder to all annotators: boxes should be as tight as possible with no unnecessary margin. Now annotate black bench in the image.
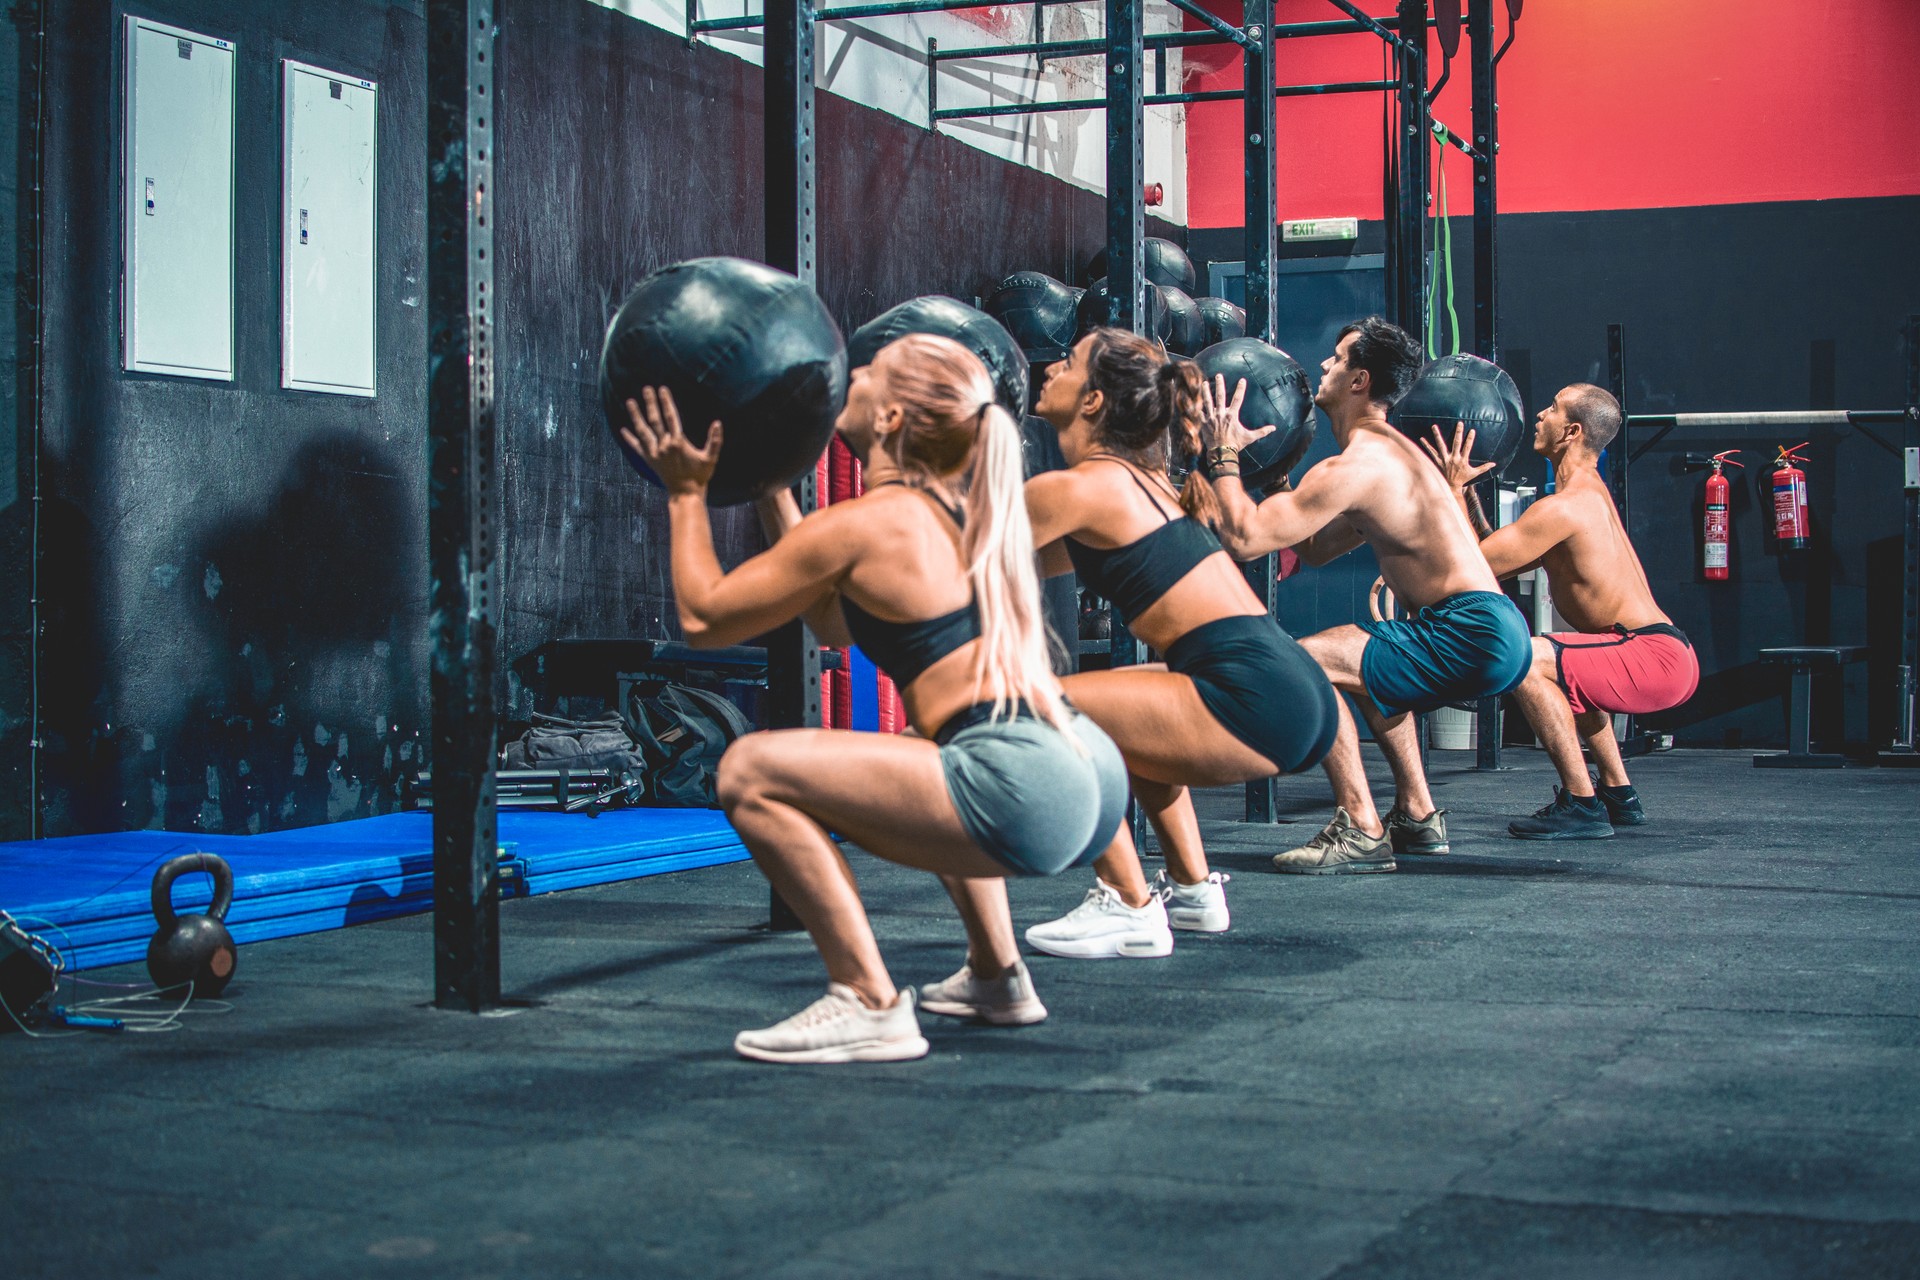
[1754,646,1869,768]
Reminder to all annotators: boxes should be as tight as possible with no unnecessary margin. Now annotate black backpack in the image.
[624,683,754,808]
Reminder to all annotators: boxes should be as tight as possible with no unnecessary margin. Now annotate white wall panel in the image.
[122,18,235,380]
[281,61,378,396]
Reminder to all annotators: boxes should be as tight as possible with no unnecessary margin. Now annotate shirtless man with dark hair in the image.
[1202,317,1531,874]
[1425,382,1698,839]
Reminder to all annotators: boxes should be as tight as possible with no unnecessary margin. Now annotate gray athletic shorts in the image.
[937,704,1129,877]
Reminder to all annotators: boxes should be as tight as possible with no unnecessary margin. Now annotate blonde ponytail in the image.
[962,405,1077,741]
[874,332,1075,741]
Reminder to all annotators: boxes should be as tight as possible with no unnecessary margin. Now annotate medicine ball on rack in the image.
[1085,237,1199,294]
[1193,338,1316,492]
[1390,353,1527,476]
[600,257,847,507]
[1195,296,1247,346]
[1161,287,1207,357]
[1076,278,1174,346]
[983,271,1080,356]
[847,295,1029,415]
[147,853,237,998]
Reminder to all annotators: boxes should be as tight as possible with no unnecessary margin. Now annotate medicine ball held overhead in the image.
[983,271,1080,356]
[1193,338,1316,491]
[848,295,1029,414]
[1195,297,1247,346]
[1076,277,1174,346]
[1391,353,1527,476]
[1085,237,1199,294]
[600,257,847,507]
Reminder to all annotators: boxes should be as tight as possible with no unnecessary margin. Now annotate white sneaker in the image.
[733,983,930,1064]
[1152,870,1231,932]
[918,959,1048,1025]
[1024,880,1175,959]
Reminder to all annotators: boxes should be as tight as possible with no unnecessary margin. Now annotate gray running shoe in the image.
[918,959,1048,1026]
[1272,808,1397,875]
[1384,805,1450,855]
[734,984,930,1064]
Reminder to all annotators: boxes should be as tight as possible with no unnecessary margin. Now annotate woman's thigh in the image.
[721,729,1011,879]
[1062,668,1276,787]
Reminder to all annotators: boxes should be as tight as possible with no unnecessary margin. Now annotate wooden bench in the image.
[1754,646,1869,768]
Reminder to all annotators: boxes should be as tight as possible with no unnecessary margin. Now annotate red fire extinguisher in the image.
[1703,449,1742,580]
[1771,442,1810,552]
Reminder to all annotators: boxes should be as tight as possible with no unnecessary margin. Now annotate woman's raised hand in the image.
[620,387,724,496]
[1419,422,1496,491]
[1197,373,1272,453]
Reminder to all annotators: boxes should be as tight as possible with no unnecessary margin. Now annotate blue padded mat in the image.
[0,808,750,972]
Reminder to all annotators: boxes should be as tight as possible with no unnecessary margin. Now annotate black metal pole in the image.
[1103,0,1147,851]
[1242,0,1279,825]
[1468,0,1501,770]
[1103,0,1145,335]
[428,0,501,1012]
[1895,315,1919,754]
[1392,0,1428,336]
[763,0,823,931]
[1603,321,1646,753]
[1606,323,1628,516]
[19,0,45,840]
[1242,0,1276,344]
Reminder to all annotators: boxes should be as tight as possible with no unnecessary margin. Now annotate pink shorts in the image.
[1548,624,1699,716]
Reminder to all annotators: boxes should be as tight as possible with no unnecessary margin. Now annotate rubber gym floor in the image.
[6,747,1918,1279]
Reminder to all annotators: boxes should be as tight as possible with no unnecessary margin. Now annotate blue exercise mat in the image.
[0,808,751,972]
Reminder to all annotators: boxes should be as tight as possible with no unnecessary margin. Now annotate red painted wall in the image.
[1184,0,1920,228]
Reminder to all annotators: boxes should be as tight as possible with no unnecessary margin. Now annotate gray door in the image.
[1211,256,1388,644]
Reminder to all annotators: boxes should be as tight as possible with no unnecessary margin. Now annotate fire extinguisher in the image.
[1703,449,1742,580]
[1770,442,1811,552]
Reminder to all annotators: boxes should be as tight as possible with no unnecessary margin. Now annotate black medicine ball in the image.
[600,257,847,507]
[1161,287,1207,357]
[983,272,1080,357]
[1085,237,1199,294]
[1195,297,1247,347]
[847,295,1029,415]
[1193,338,1316,491]
[1076,278,1174,346]
[1391,353,1527,476]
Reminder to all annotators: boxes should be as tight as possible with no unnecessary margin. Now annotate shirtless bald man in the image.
[1202,317,1531,873]
[1424,384,1698,839]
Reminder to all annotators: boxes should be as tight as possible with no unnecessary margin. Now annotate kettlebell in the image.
[147,853,238,997]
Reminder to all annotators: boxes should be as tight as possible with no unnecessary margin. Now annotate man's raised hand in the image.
[1420,421,1496,491]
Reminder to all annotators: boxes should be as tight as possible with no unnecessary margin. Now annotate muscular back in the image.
[1518,470,1668,634]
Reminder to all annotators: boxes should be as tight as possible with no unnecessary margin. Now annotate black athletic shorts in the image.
[1164,614,1338,775]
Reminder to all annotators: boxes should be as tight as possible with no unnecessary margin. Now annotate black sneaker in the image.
[1594,781,1646,826]
[1508,788,1613,840]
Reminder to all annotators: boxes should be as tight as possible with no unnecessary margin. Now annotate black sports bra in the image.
[838,484,982,687]
[1064,457,1221,628]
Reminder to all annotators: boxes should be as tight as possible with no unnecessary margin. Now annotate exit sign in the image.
[1282,218,1360,242]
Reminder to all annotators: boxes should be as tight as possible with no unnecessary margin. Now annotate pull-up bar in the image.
[1626,408,1914,464]
[691,0,1080,35]
[932,77,1394,123]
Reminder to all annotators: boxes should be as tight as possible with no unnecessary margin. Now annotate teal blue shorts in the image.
[1359,590,1531,718]
[937,704,1129,877]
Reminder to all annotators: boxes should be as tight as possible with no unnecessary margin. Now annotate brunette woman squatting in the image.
[619,333,1127,1063]
[938,329,1339,986]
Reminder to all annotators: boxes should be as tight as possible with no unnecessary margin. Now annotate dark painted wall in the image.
[11,0,431,841]
[491,1,1163,721]
[1,0,1153,838]
[1192,194,1920,748]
